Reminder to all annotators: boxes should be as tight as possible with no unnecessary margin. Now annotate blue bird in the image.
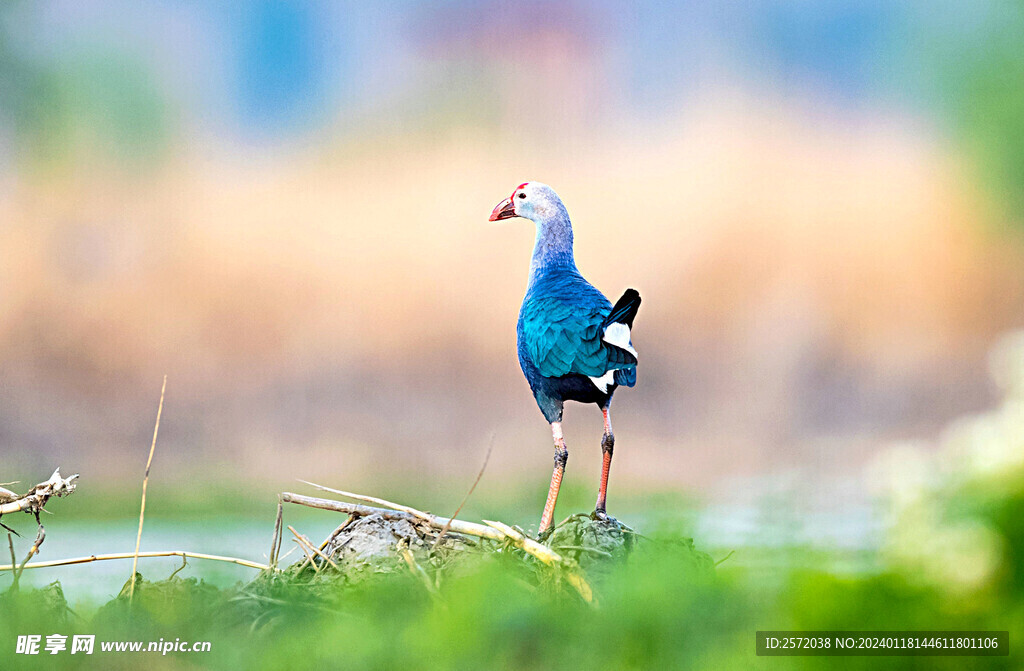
[489,182,641,533]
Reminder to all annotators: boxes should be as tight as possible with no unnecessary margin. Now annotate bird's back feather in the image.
[518,270,639,390]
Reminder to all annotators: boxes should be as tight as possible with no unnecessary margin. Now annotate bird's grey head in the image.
[488,182,567,224]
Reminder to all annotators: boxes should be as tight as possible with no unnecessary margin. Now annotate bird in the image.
[489,182,641,534]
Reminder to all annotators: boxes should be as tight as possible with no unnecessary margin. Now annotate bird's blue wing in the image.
[521,298,638,380]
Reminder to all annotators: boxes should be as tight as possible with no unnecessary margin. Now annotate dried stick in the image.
[320,516,355,551]
[288,526,339,572]
[7,533,17,591]
[283,493,415,520]
[291,535,320,574]
[18,524,46,575]
[481,522,593,602]
[281,493,563,564]
[297,516,353,574]
[130,375,166,602]
[0,551,269,572]
[269,498,283,569]
[0,469,79,516]
[168,556,188,580]
[298,481,431,521]
[400,546,439,598]
[282,492,592,601]
[432,436,493,551]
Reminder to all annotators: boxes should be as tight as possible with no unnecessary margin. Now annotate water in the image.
[5,493,883,607]
[5,517,341,608]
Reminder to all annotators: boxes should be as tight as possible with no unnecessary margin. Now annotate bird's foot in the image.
[590,509,618,525]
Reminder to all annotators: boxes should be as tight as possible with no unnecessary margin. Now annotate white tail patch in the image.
[602,322,637,357]
[589,370,615,393]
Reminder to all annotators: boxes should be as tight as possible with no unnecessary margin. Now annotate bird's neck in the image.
[528,212,576,282]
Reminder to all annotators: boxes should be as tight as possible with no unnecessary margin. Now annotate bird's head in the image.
[488,182,565,223]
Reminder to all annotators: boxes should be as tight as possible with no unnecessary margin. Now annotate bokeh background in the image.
[2,0,1024,586]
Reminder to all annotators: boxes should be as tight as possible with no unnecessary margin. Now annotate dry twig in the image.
[288,525,339,572]
[0,467,79,582]
[281,490,592,601]
[168,555,188,580]
[130,375,167,602]
[0,469,79,517]
[17,525,46,575]
[0,551,269,572]
[298,482,431,522]
[6,533,17,591]
[400,546,440,598]
[291,534,320,574]
[270,497,283,570]
[432,436,493,551]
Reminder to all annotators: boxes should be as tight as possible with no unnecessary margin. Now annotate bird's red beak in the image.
[489,196,517,221]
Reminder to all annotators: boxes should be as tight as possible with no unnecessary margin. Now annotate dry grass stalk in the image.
[288,525,339,572]
[281,490,592,601]
[481,520,565,565]
[400,546,440,598]
[291,532,321,574]
[0,550,269,572]
[17,525,46,575]
[282,492,507,539]
[432,437,493,551]
[7,533,17,590]
[296,516,354,574]
[269,498,283,569]
[298,481,431,522]
[484,519,599,605]
[562,570,595,603]
[130,375,167,602]
[295,483,557,559]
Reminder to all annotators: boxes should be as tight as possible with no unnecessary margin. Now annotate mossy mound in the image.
[93,573,225,630]
[546,513,636,574]
[0,580,71,630]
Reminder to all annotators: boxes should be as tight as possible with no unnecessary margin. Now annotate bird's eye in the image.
[518,193,526,199]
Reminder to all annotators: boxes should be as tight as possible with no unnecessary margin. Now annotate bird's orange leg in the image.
[539,422,568,534]
[595,408,614,514]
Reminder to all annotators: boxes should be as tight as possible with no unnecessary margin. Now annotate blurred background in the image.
[2,1,1024,588]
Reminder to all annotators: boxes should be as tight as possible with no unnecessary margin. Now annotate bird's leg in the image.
[539,422,568,534]
[595,407,614,515]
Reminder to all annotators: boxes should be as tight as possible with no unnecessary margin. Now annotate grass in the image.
[1,502,1020,670]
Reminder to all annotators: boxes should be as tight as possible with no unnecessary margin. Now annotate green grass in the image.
[3,452,1023,670]
[1,514,1020,671]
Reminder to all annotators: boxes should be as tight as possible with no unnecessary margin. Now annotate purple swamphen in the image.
[489,182,641,533]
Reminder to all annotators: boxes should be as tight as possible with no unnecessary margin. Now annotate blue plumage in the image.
[517,268,638,422]
[504,184,640,423]
[489,181,640,531]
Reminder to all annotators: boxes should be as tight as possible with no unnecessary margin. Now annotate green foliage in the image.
[2,518,1019,670]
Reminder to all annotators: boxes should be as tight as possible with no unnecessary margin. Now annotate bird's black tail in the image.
[602,289,641,388]
[603,288,641,329]
[614,367,637,388]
